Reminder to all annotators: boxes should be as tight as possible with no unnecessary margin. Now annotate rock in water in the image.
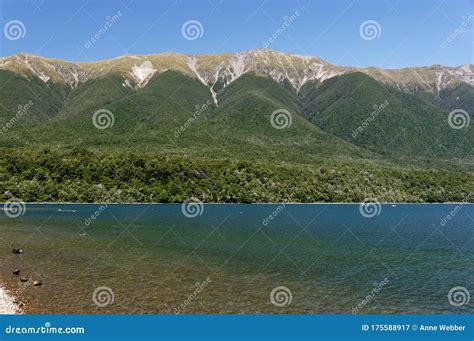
[33,280,42,286]
[19,277,28,282]
[12,269,20,275]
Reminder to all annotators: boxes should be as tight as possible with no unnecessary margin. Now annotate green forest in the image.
[0,65,473,203]
[0,149,471,203]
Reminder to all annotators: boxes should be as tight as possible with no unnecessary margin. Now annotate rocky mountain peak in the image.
[0,50,472,104]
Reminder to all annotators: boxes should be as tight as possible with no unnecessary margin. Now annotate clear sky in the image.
[0,0,472,68]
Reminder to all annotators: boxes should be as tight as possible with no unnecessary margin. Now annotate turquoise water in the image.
[0,204,472,314]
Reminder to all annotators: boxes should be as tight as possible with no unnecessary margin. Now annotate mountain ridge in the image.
[1,50,472,106]
[0,50,472,203]
[2,49,471,69]
[0,49,472,167]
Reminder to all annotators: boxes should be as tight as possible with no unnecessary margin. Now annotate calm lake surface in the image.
[0,204,472,314]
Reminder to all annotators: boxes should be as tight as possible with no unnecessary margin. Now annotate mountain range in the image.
[0,49,472,167]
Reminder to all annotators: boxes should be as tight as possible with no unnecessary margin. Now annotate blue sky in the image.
[0,0,472,68]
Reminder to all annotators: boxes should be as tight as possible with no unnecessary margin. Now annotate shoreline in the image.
[0,279,22,314]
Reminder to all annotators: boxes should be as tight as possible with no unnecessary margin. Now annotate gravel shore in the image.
[0,285,20,314]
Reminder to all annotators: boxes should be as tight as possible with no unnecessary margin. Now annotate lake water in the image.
[0,204,472,314]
